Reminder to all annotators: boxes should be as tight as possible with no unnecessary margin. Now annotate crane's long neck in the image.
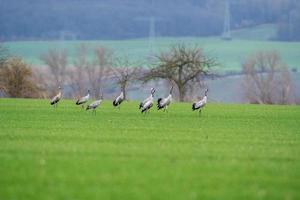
[151,91,155,98]
[169,86,173,95]
[167,94,172,100]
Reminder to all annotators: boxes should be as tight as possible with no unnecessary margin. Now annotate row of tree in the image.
[0,0,300,41]
[0,43,298,104]
[0,43,216,101]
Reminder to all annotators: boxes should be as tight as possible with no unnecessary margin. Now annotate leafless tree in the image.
[243,51,293,104]
[68,44,89,98]
[112,57,141,100]
[142,44,217,101]
[85,46,112,98]
[31,67,49,99]
[40,49,68,94]
[0,58,43,98]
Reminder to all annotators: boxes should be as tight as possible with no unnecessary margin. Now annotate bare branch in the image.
[243,51,294,104]
[142,44,217,101]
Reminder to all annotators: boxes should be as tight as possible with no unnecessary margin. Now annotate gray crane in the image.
[192,89,208,116]
[157,86,173,112]
[113,91,124,109]
[86,93,103,115]
[139,88,156,114]
[50,86,62,108]
[76,89,90,108]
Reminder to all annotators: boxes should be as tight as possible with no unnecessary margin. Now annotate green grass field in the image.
[1,98,300,199]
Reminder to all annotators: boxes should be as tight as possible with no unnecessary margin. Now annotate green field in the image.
[0,98,300,199]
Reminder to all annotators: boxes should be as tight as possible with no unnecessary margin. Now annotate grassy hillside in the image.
[0,98,300,199]
[4,37,300,72]
[231,24,278,41]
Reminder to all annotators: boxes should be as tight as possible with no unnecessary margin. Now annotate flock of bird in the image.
[50,86,208,115]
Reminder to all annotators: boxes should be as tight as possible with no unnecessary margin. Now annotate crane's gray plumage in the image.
[157,86,173,111]
[86,94,103,114]
[76,90,90,108]
[139,88,156,113]
[113,91,124,108]
[192,89,208,115]
[50,86,62,107]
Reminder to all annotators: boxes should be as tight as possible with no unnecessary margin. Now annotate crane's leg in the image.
[198,109,202,117]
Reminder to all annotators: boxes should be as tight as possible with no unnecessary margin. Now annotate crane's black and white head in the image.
[87,89,90,94]
[205,89,208,96]
[151,88,156,96]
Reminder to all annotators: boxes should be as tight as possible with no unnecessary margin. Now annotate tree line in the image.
[0,0,299,41]
[0,42,298,104]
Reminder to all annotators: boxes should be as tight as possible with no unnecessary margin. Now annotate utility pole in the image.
[148,16,156,55]
[222,0,232,40]
[148,0,156,55]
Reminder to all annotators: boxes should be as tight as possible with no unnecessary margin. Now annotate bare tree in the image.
[142,44,217,101]
[31,67,49,99]
[68,44,89,98]
[243,51,293,104]
[112,57,141,100]
[85,46,112,98]
[40,49,68,94]
[0,58,43,98]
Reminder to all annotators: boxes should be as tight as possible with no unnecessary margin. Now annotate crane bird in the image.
[86,93,103,115]
[139,87,156,114]
[157,86,173,112]
[76,89,90,108]
[50,86,62,108]
[192,89,208,116]
[113,91,124,109]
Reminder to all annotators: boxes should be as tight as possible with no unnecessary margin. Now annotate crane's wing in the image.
[77,95,89,104]
[50,94,60,104]
[87,100,102,109]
